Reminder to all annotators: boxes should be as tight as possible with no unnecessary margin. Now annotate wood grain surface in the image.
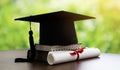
[0,50,120,70]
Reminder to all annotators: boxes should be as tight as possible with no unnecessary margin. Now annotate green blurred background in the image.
[0,0,120,53]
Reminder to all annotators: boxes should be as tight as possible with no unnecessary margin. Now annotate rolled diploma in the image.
[47,48,100,65]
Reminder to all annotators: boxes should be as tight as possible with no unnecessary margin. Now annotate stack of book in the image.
[34,44,82,62]
[34,44,100,65]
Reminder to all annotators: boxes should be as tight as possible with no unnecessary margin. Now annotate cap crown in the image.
[15,11,95,45]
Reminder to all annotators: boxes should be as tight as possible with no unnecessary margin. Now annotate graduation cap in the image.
[15,11,95,45]
[15,11,95,62]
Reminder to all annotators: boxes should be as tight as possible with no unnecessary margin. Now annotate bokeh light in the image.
[0,0,120,53]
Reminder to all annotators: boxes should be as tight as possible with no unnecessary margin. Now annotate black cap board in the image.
[15,11,95,46]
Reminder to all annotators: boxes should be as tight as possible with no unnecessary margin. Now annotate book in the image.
[35,43,82,51]
[34,50,49,62]
[34,44,82,62]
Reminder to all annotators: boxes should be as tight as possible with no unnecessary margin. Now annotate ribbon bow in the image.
[70,48,84,60]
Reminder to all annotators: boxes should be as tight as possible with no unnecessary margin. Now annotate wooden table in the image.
[0,50,120,70]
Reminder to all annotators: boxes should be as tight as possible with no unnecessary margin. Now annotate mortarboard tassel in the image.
[27,22,36,62]
[15,22,35,62]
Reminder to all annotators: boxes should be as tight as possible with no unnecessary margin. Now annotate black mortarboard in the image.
[15,11,95,46]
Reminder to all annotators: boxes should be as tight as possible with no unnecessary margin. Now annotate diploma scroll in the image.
[47,48,100,65]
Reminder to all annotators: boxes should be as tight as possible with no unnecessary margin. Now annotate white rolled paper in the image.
[47,48,100,65]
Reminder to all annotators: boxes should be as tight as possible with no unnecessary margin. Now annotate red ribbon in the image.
[70,48,84,60]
